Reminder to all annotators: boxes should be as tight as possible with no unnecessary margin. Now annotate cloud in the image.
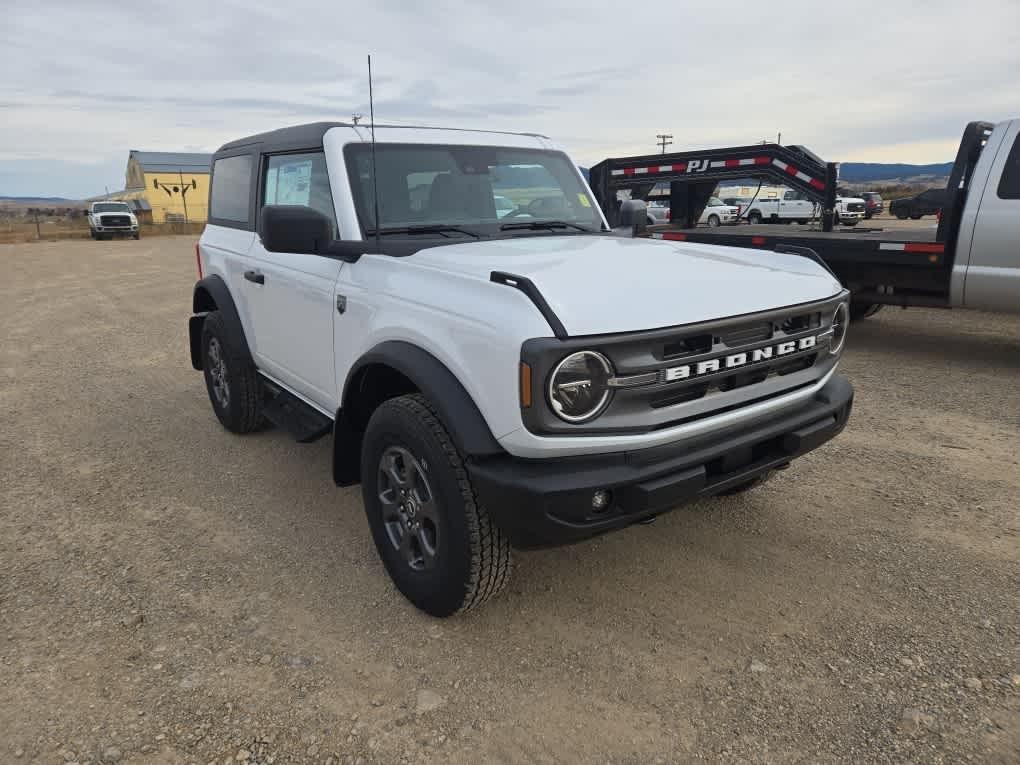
[1,0,1018,195]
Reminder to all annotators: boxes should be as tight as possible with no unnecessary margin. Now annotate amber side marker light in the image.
[519,362,533,408]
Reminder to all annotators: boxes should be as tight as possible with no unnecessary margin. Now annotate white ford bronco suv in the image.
[189,122,853,616]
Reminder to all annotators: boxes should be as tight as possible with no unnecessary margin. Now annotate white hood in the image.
[413,235,843,336]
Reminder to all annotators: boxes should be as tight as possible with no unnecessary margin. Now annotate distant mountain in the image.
[838,162,953,183]
[0,195,76,203]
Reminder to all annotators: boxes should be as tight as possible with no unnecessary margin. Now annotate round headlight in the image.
[830,302,849,355]
[548,351,613,423]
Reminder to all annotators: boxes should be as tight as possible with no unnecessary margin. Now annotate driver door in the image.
[245,151,343,412]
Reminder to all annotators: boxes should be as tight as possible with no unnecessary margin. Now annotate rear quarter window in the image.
[997,132,1020,200]
[210,155,253,224]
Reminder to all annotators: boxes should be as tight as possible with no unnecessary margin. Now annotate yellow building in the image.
[98,150,212,224]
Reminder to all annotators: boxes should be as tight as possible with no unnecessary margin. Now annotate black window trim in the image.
[996,130,1020,200]
[255,147,338,240]
[208,148,259,231]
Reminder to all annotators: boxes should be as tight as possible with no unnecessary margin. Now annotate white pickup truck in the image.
[189,122,853,616]
[86,201,140,239]
[741,190,864,226]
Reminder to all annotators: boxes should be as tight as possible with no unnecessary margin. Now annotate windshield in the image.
[708,197,724,207]
[345,144,603,235]
[93,203,130,213]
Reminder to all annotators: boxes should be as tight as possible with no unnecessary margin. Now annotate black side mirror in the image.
[618,199,648,236]
[261,205,332,253]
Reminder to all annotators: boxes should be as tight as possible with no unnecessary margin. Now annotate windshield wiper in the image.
[499,220,594,233]
[365,224,481,239]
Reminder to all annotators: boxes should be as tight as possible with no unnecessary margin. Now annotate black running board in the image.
[260,377,333,443]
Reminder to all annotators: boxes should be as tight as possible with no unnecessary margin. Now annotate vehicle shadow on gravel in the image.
[849,316,1020,369]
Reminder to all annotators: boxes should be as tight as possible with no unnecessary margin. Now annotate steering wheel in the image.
[501,207,533,219]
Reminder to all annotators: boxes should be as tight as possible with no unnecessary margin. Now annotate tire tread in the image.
[385,394,512,613]
[202,311,263,434]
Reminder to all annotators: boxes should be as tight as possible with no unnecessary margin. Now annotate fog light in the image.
[591,489,612,512]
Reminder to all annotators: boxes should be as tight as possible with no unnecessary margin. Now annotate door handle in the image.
[244,270,265,285]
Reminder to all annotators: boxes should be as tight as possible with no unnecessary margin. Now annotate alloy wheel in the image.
[378,446,440,571]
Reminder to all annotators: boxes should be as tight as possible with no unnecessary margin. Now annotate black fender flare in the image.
[189,274,252,370]
[333,341,504,486]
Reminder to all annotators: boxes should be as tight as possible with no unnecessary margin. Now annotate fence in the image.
[0,218,205,244]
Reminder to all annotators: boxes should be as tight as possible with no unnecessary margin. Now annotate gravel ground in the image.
[1,237,1017,765]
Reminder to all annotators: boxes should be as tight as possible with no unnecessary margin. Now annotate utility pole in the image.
[179,170,189,223]
[777,131,782,144]
[656,133,673,154]
[352,114,363,125]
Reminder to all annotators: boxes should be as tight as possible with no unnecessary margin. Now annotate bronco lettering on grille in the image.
[662,334,819,383]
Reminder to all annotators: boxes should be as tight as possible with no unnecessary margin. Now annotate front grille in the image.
[718,321,772,347]
[519,293,845,436]
[102,215,131,227]
[846,203,865,213]
[648,352,818,408]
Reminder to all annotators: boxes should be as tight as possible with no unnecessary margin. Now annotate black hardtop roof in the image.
[214,122,549,157]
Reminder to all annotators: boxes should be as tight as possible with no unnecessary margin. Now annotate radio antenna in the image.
[368,54,381,252]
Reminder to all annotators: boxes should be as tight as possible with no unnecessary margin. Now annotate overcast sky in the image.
[1,0,1018,198]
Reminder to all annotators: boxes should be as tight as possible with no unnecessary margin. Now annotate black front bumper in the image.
[468,374,853,549]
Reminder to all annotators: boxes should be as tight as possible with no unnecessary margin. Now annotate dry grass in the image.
[0,220,205,244]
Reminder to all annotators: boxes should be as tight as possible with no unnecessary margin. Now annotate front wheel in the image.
[895,211,909,220]
[707,214,720,227]
[361,394,511,617]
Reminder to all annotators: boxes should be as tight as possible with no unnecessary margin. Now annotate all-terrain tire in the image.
[200,311,263,434]
[361,394,512,617]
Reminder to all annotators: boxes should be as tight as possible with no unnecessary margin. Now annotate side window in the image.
[997,133,1020,200]
[783,190,795,201]
[262,152,337,235]
[210,155,253,224]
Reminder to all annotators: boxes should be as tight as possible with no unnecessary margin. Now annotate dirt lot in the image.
[1,237,1017,764]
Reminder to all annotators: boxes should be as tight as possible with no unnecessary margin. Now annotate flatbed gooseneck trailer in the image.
[589,120,1020,317]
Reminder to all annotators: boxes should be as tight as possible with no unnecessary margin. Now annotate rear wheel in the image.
[909,215,922,220]
[200,311,264,433]
[361,394,511,617]
[895,211,909,219]
[748,211,762,225]
[707,214,720,227]
[849,302,883,321]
